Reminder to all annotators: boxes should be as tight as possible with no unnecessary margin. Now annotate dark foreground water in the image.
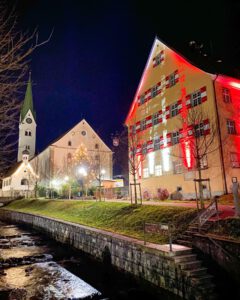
[0,221,179,300]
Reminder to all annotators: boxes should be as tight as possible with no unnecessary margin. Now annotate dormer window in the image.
[68,141,72,146]
[223,88,231,103]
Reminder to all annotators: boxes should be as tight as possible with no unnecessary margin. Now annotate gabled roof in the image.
[124,36,210,125]
[35,118,112,157]
[3,162,22,178]
[51,118,112,152]
[20,72,36,122]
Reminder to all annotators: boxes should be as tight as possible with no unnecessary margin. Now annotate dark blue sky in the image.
[13,0,240,152]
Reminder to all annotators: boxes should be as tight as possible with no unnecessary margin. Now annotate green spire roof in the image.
[20,72,36,121]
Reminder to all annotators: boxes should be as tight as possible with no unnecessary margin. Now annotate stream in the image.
[0,221,178,300]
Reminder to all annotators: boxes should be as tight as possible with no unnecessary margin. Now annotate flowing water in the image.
[0,221,179,300]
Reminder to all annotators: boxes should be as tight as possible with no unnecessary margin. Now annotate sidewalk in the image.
[103,198,235,219]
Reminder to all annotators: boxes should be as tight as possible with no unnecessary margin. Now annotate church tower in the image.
[17,73,37,162]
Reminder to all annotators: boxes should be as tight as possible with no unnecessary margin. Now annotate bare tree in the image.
[0,4,52,177]
[91,146,110,201]
[176,107,218,208]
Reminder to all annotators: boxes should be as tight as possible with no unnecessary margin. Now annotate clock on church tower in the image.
[26,118,32,124]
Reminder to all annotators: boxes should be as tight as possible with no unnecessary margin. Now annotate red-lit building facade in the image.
[125,37,240,198]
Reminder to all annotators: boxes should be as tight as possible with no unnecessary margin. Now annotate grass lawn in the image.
[208,217,240,241]
[4,199,197,244]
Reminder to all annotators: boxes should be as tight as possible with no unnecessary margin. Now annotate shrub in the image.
[157,188,169,200]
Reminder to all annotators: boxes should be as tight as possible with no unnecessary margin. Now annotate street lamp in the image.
[78,166,88,197]
[64,176,71,199]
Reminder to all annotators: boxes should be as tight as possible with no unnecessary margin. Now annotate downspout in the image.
[212,75,228,194]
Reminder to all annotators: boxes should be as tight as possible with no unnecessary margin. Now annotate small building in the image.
[125,36,240,199]
[1,150,38,197]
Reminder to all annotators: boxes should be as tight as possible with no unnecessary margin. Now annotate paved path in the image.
[102,198,235,219]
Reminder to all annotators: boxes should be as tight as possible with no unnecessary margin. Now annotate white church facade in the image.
[1,74,113,197]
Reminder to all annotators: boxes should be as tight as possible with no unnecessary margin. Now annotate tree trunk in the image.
[133,173,137,205]
[197,162,204,209]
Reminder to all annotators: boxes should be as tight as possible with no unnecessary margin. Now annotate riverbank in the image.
[0,209,216,299]
[4,199,197,243]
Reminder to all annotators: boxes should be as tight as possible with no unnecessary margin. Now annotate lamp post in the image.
[64,176,71,199]
[101,169,106,201]
[78,167,87,197]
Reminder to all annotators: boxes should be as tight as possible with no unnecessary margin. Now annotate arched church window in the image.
[21,178,29,185]
[67,153,72,163]
[68,141,72,146]
[25,130,31,136]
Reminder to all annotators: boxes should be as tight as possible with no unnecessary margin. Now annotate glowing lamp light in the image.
[64,176,69,182]
[162,148,170,172]
[185,142,192,168]
[78,167,87,177]
[148,152,155,174]
[229,81,240,90]
[137,155,142,178]
[101,169,106,175]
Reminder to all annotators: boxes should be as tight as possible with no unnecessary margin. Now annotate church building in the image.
[1,74,113,197]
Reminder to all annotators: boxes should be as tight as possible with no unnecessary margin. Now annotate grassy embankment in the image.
[4,199,197,244]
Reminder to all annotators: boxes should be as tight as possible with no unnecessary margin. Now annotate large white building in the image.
[1,75,113,197]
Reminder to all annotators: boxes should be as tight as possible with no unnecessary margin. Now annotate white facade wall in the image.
[18,110,36,162]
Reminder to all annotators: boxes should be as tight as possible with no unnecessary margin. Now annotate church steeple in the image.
[20,72,36,122]
[17,72,37,162]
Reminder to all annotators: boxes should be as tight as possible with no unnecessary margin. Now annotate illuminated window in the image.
[155,165,162,176]
[151,85,158,98]
[191,90,202,107]
[170,102,179,117]
[152,112,159,125]
[173,161,183,174]
[230,152,240,168]
[227,119,237,135]
[142,143,147,155]
[143,168,149,178]
[169,72,176,87]
[140,119,146,131]
[132,125,136,134]
[172,131,180,145]
[194,123,205,137]
[140,95,145,105]
[68,141,72,146]
[153,137,160,150]
[223,88,231,103]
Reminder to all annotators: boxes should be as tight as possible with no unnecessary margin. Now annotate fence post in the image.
[169,224,173,252]
[143,221,146,245]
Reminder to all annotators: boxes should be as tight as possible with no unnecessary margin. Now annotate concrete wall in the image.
[0,210,207,300]
[192,233,240,284]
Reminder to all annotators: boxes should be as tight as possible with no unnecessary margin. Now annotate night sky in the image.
[10,0,240,153]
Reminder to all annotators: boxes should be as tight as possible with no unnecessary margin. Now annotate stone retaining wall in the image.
[193,233,240,284]
[0,210,204,299]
